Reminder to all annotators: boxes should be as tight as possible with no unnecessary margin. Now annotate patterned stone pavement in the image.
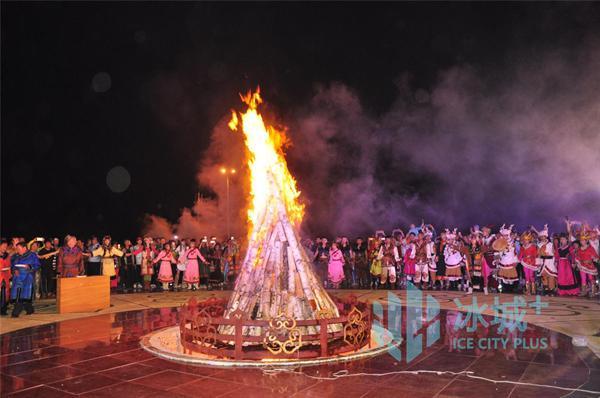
[1,290,599,397]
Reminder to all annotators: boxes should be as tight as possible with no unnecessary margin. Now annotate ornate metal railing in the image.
[179,295,372,360]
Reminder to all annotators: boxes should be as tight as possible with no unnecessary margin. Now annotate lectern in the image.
[57,275,110,314]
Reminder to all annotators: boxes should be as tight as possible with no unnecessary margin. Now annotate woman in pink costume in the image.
[328,242,345,289]
[183,239,208,290]
[153,242,176,290]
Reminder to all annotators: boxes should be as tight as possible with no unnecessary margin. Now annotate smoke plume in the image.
[144,36,600,238]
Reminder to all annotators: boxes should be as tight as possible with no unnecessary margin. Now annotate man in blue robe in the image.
[10,242,41,317]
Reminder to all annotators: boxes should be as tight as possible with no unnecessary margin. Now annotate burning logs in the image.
[220,204,341,338]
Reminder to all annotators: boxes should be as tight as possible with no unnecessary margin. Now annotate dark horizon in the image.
[3,2,600,240]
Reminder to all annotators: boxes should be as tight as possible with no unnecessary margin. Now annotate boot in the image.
[579,285,588,297]
[525,282,530,296]
[483,287,488,295]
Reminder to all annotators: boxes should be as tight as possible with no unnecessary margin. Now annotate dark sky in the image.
[2,2,599,239]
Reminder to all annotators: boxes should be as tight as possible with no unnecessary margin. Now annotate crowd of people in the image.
[0,235,240,317]
[306,219,599,299]
[1,218,598,318]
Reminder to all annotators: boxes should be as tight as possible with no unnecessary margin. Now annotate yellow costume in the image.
[92,246,124,277]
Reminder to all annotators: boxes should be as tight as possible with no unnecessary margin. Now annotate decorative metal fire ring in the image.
[140,295,399,368]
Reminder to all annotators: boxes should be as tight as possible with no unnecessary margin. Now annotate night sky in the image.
[2,2,599,240]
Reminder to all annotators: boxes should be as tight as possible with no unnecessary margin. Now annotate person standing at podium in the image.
[92,235,123,279]
[10,242,41,317]
[57,235,85,278]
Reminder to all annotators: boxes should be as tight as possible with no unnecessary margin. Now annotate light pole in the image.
[220,167,236,238]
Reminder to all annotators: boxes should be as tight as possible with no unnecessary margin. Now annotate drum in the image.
[492,237,508,252]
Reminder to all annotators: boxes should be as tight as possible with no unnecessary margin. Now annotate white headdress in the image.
[499,224,513,236]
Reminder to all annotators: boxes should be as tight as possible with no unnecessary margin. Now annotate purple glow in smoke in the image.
[144,37,600,238]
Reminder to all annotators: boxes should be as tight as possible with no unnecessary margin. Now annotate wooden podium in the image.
[57,275,110,314]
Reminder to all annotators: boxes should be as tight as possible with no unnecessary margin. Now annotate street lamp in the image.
[220,167,236,238]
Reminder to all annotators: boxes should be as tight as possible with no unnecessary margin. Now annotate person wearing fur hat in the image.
[518,231,538,295]
[575,230,599,297]
[495,224,519,290]
[536,225,557,295]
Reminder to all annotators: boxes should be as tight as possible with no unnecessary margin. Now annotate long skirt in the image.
[158,261,173,283]
[184,260,200,284]
[404,259,416,276]
[445,263,462,281]
[497,264,518,283]
[328,261,345,284]
[102,260,115,277]
[557,259,578,296]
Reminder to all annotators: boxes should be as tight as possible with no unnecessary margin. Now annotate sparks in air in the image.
[228,88,305,233]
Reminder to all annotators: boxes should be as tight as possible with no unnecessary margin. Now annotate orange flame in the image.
[229,88,304,234]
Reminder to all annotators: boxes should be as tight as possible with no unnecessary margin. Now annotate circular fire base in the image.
[140,326,398,368]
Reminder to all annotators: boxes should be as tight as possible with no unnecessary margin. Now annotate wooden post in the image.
[234,316,243,360]
[320,319,328,357]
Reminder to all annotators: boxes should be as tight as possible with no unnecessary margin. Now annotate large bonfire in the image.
[222,89,339,336]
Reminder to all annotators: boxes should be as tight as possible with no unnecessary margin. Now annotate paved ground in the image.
[2,290,599,357]
[1,290,600,397]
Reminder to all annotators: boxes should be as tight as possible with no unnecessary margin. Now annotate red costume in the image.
[1,252,11,314]
[576,245,599,275]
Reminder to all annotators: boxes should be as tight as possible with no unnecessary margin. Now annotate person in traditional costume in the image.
[1,240,11,316]
[174,239,188,290]
[92,235,123,279]
[457,232,473,293]
[495,224,519,291]
[468,230,485,293]
[183,239,209,290]
[222,237,239,285]
[199,237,210,286]
[57,235,84,278]
[518,231,538,295]
[413,232,430,289]
[555,234,579,296]
[368,237,382,289]
[424,232,438,290]
[328,242,345,289]
[574,230,599,297]
[444,230,467,291]
[10,242,41,317]
[536,225,557,295]
[153,242,176,291]
[353,237,369,288]
[378,237,400,289]
[435,231,447,290]
[480,226,496,295]
[403,233,417,286]
[140,239,156,291]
